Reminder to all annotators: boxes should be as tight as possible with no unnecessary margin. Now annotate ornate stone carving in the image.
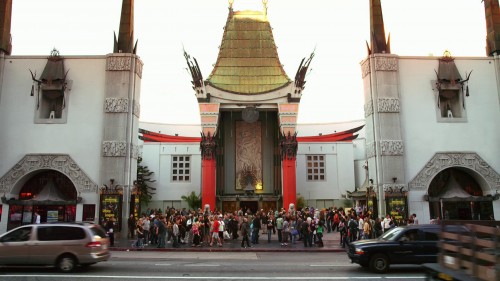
[105,98,129,113]
[106,56,132,71]
[133,100,140,118]
[135,59,143,78]
[102,141,127,157]
[280,132,298,160]
[131,144,139,159]
[366,142,376,158]
[364,99,373,117]
[200,132,217,160]
[409,153,500,191]
[375,57,397,71]
[383,184,407,193]
[378,98,400,113]
[380,140,404,156]
[0,154,98,193]
[361,59,371,78]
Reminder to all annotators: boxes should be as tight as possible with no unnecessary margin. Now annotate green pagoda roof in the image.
[206,9,291,94]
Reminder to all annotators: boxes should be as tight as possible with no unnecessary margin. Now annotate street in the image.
[0,251,427,281]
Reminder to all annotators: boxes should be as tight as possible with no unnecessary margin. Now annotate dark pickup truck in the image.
[347,224,469,273]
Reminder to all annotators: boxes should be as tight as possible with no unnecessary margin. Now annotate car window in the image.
[380,227,404,241]
[38,226,86,241]
[398,229,419,242]
[423,229,439,241]
[0,226,32,242]
[89,225,107,238]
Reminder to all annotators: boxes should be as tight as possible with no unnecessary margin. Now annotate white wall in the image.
[140,142,202,209]
[296,142,355,201]
[0,56,107,191]
[398,57,500,190]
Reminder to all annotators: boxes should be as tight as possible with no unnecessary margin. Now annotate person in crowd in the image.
[266,214,275,243]
[302,217,312,247]
[251,213,261,244]
[363,217,371,239]
[348,215,358,243]
[217,215,225,246]
[191,217,201,247]
[339,217,348,248]
[135,220,144,248]
[105,217,115,247]
[210,215,221,247]
[142,215,150,246]
[127,214,136,239]
[281,216,290,247]
[382,214,392,233]
[316,220,324,246]
[172,218,180,248]
[156,216,167,248]
[240,217,251,248]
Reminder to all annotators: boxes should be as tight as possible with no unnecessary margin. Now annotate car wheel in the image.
[57,255,77,273]
[370,253,389,273]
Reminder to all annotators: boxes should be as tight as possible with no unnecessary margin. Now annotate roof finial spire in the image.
[0,0,12,55]
[263,0,268,16]
[367,0,390,55]
[229,0,234,9]
[114,0,137,54]
[484,0,500,56]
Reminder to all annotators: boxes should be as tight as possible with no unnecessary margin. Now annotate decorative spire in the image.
[114,0,137,54]
[484,0,500,56]
[263,0,268,16]
[0,0,12,55]
[367,0,390,55]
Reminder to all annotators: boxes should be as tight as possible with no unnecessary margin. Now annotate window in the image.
[0,226,32,242]
[306,155,325,181]
[172,156,191,182]
[37,226,85,241]
[436,85,467,122]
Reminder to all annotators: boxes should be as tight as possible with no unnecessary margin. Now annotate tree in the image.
[181,191,201,211]
[296,193,306,210]
[136,157,156,205]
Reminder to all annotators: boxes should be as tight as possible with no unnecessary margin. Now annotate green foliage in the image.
[296,193,306,210]
[136,157,156,205]
[181,191,202,210]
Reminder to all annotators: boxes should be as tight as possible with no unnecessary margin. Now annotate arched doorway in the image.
[428,168,494,220]
[7,170,77,230]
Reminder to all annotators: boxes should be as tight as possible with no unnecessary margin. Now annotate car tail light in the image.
[85,241,103,248]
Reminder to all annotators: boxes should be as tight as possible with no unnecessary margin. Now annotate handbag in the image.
[223,230,230,239]
[291,229,299,236]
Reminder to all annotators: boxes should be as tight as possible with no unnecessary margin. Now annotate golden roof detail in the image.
[206,9,291,94]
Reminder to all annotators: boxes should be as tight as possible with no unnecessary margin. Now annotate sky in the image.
[10,0,487,125]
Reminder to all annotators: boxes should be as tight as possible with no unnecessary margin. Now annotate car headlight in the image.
[354,248,365,255]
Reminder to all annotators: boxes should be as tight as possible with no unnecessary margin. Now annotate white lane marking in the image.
[385,278,425,279]
[309,264,357,267]
[184,263,220,267]
[154,263,172,266]
[0,275,426,280]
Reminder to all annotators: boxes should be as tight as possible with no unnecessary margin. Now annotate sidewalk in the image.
[111,230,347,253]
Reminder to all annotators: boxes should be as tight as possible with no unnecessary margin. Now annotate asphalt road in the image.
[0,251,427,281]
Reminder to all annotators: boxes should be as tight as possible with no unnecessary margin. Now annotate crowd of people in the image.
[103,206,419,249]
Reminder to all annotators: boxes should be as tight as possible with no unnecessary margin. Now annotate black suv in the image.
[347,224,469,273]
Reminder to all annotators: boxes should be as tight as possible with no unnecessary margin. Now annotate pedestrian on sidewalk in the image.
[157,216,167,248]
[302,217,312,247]
[135,221,144,248]
[281,216,290,247]
[251,213,261,244]
[172,218,180,248]
[240,217,251,248]
[142,216,150,246]
[266,214,275,243]
[191,217,201,247]
[127,214,136,239]
[276,214,283,243]
[105,217,115,247]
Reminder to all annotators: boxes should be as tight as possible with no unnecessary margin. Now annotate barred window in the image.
[306,155,325,181]
[172,156,191,182]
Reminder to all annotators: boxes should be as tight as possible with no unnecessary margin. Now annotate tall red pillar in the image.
[282,157,297,210]
[201,158,216,211]
[200,131,217,212]
[280,131,298,211]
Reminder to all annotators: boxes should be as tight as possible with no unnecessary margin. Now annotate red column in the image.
[282,157,297,210]
[201,158,216,211]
